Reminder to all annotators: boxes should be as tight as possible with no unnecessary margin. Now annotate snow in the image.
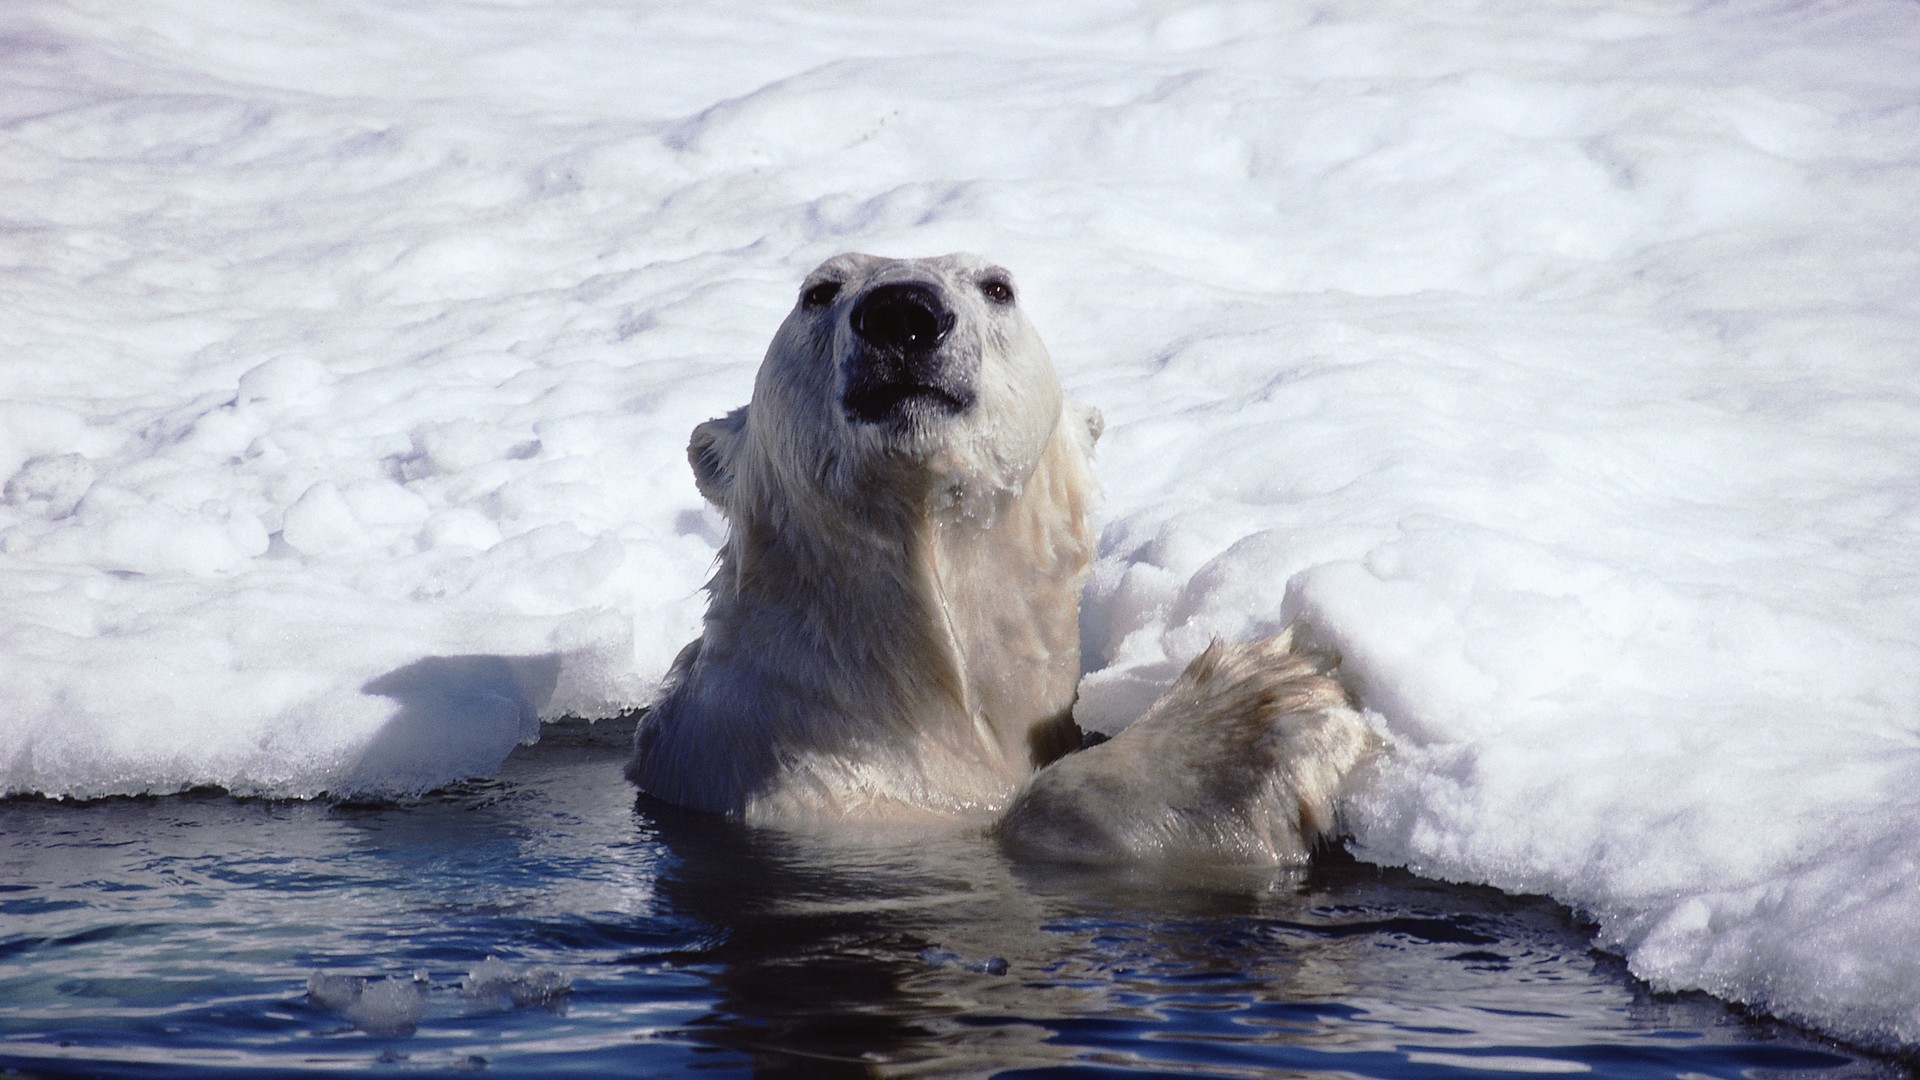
[4,0,1919,1055]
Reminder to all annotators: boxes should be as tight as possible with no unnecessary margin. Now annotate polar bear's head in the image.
[633,255,1102,817]
[690,253,1075,520]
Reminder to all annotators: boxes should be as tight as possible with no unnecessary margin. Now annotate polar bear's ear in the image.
[1079,402,1104,446]
[688,407,748,506]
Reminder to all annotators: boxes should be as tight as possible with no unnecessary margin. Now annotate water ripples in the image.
[0,718,1898,1077]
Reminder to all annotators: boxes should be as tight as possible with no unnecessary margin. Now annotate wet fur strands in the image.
[994,631,1377,864]
[626,253,1378,864]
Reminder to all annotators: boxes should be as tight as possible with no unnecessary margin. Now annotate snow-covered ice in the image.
[5,0,1919,1055]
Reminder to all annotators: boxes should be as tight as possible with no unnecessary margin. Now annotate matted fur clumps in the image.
[994,630,1378,864]
[626,252,1380,864]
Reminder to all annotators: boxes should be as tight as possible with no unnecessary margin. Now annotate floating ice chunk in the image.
[461,956,572,1011]
[918,947,1009,976]
[306,970,428,1037]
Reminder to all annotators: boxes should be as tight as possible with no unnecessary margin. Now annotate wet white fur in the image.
[626,253,1376,862]
[995,630,1378,863]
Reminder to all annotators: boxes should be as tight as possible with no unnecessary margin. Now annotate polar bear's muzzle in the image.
[851,282,953,352]
[841,282,977,426]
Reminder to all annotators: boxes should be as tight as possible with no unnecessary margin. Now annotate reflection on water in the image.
[0,717,1900,1077]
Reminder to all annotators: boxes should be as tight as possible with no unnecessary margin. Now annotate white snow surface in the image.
[4,0,1919,1052]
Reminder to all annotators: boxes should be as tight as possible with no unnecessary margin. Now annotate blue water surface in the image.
[0,717,1902,1078]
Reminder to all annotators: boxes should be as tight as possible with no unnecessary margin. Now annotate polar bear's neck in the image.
[920,423,1095,770]
[650,414,1095,821]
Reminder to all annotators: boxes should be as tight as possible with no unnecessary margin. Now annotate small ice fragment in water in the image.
[461,955,572,1011]
[305,972,359,1013]
[917,947,1007,975]
[918,947,961,968]
[306,970,427,1037]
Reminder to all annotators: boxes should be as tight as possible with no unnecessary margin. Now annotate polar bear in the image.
[626,252,1376,863]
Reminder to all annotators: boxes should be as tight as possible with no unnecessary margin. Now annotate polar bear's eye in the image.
[801,281,842,309]
[979,276,1016,305]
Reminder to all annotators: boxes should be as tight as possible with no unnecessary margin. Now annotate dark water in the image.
[0,717,1902,1079]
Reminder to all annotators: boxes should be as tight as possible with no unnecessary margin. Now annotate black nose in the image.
[849,283,954,352]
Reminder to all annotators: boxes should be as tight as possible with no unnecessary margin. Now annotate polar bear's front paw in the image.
[993,629,1380,864]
